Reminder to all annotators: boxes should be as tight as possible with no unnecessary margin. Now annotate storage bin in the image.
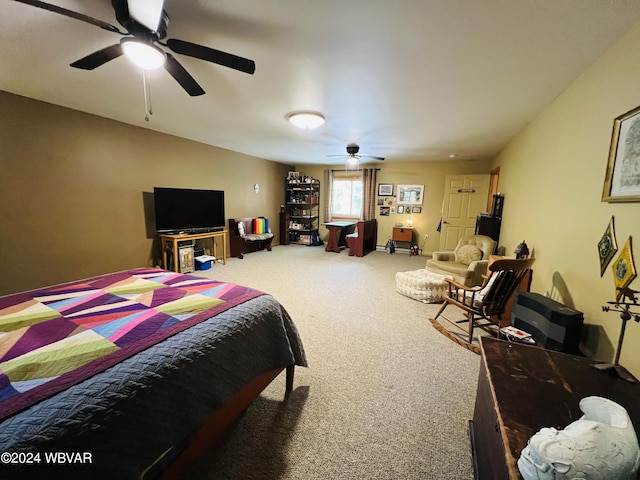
[195,255,215,270]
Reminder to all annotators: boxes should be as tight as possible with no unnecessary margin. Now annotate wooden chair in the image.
[346,219,377,257]
[428,257,535,353]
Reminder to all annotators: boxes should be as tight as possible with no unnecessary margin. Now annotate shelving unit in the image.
[280,178,320,245]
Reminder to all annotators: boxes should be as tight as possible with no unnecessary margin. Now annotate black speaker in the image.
[491,194,504,218]
[511,292,583,354]
[475,214,501,244]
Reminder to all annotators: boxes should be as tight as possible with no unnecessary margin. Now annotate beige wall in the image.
[493,21,640,375]
[301,159,493,251]
[0,91,292,295]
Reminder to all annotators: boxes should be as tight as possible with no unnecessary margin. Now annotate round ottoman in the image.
[395,269,450,303]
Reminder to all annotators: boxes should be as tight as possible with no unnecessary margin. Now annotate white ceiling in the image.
[3,0,640,166]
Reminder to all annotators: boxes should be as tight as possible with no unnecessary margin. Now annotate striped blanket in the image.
[0,268,263,421]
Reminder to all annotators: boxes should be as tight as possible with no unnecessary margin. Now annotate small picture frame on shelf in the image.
[287,171,300,182]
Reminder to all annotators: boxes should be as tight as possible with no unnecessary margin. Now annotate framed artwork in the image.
[612,237,636,300]
[598,216,618,276]
[602,105,640,202]
[380,206,390,216]
[405,206,412,214]
[397,205,404,214]
[412,207,422,214]
[397,184,424,205]
[378,183,394,196]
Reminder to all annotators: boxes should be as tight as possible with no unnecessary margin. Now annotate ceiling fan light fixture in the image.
[121,39,166,70]
[287,111,325,129]
[347,155,359,165]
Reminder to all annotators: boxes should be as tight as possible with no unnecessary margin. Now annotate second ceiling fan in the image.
[327,144,385,164]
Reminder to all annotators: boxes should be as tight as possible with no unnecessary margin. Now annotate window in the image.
[331,174,363,219]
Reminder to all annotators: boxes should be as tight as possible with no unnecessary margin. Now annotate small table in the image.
[392,226,413,245]
[160,230,227,272]
[323,221,356,253]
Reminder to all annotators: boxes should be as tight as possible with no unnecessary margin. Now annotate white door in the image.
[439,174,491,251]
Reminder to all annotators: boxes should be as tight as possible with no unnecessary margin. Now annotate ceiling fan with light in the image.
[327,143,385,165]
[13,0,256,96]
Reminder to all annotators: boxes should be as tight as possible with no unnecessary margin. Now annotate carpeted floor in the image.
[182,244,480,480]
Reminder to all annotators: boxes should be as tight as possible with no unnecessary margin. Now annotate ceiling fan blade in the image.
[361,155,385,161]
[13,0,123,33]
[164,53,205,96]
[70,44,123,70]
[128,0,164,32]
[166,39,256,75]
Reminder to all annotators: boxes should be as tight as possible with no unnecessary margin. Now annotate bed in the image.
[0,268,307,479]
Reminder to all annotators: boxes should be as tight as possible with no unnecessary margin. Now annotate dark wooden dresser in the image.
[470,337,640,479]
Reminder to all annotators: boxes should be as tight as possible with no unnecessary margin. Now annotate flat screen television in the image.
[154,187,225,234]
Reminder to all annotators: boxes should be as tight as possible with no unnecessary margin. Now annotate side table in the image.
[392,226,413,247]
[160,230,227,272]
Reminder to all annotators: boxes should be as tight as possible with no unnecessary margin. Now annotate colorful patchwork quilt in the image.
[0,268,264,421]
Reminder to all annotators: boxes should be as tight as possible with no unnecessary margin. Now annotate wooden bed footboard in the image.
[158,365,295,480]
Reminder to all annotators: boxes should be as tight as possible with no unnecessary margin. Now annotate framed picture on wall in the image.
[397,185,424,205]
[397,205,404,214]
[412,207,422,214]
[602,105,640,202]
[378,183,394,196]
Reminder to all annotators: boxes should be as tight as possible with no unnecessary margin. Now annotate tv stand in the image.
[160,230,227,272]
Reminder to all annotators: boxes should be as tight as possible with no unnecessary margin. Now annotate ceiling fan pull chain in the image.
[143,70,153,122]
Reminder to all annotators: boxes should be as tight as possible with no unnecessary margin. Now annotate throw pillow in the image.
[253,217,268,234]
[455,244,483,265]
[237,221,246,237]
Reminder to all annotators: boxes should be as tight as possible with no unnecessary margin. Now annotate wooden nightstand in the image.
[392,226,413,243]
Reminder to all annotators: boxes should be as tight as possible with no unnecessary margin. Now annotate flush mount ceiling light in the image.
[287,111,325,129]
[121,38,166,70]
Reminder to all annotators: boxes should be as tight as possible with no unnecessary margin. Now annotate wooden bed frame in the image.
[160,365,295,479]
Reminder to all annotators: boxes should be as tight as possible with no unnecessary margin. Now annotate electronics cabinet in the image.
[160,230,228,272]
[281,178,320,245]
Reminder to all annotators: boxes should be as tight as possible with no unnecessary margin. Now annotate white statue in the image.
[518,396,640,480]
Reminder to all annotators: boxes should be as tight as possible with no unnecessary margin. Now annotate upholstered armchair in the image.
[425,235,497,287]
